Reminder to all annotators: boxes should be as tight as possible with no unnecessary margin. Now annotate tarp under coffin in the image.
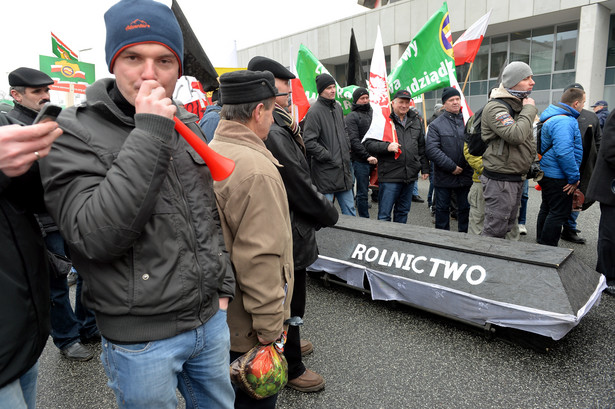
[308,215,606,340]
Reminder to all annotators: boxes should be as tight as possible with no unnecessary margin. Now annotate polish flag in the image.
[362,26,399,159]
[453,10,492,66]
[446,64,473,124]
[290,60,310,123]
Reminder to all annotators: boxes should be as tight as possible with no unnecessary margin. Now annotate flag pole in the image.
[461,62,474,94]
[421,94,428,130]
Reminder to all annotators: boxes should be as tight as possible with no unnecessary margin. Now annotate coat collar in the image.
[214,119,281,167]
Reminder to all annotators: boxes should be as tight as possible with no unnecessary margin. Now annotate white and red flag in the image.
[453,10,492,66]
[290,54,310,124]
[362,26,399,159]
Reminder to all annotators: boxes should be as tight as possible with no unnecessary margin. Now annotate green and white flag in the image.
[388,2,456,97]
[51,32,78,61]
[296,44,358,115]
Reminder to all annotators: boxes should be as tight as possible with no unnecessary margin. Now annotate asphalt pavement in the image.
[36,178,615,409]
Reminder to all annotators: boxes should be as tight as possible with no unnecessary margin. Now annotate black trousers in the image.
[597,203,615,285]
[285,267,307,380]
[537,177,573,246]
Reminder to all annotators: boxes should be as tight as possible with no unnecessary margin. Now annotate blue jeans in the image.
[434,186,471,232]
[101,309,234,409]
[378,182,414,223]
[325,189,356,216]
[564,210,579,231]
[518,179,529,225]
[0,362,38,409]
[353,161,371,218]
[45,231,98,349]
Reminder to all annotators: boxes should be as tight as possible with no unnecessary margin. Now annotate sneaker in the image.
[300,339,314,356]
[519,224,527,235]
[67,269,77,286]
[287,369,325,393]
[604,285,615,296]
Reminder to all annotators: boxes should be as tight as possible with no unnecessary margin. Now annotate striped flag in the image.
[453,10,492,66]
[51,32,78,61]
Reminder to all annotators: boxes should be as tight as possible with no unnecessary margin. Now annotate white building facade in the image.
[238,0,615,114]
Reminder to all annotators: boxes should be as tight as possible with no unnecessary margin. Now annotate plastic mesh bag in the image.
[230,332,288,399]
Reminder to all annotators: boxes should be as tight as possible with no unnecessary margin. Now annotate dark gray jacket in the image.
[587,110,615,206]
[40,78,235,343]
[345,103,373,163]
[302,96,353,194]
[426,111,473,188]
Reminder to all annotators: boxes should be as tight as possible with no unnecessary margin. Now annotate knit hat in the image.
[219,70,281,105]
[441,87,460,103]
[315,74,336,94]
[501,61,533,88]
[104,0,184,77]
[352,87,369,104]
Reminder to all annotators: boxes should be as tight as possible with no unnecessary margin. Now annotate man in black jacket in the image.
[7,67,53,124]
[586,111,615,296]
[303,73,356,216]
[248,56,339,393]
[0,115,61,407]
[425,87,473,232]
[346,87,377,218]
[364,90,429,223]
[40,1,235,407]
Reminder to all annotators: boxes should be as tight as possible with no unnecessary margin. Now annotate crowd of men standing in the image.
[0,0,613,407]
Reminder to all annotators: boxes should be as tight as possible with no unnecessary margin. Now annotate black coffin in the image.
[308,215,605,340]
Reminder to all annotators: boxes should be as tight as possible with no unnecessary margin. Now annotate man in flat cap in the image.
[8,66,99,363]
[248,56,337,393]
[7,67,53,124]
[303,73,356,216]
[40,1,235,407]
[209,69,294,408]
[364,90,429,223]
[480,61,537,238]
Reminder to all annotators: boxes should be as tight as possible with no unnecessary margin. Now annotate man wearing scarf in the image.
[247,56,338,394]
[480,61,538,238]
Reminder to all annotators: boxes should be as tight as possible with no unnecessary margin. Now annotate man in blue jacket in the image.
[425,87,473,232]
[536,87,585,246]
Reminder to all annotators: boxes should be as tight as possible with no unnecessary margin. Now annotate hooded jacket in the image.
[364,109,429,183]
[210,119,294,353]
[40,78,235,343]
[0,114,50,388]
[425,110,473,188]
[481,85,538,180]
[538,102,582,183]
[302,96,353,193]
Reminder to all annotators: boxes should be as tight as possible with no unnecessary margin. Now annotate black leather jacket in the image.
[265,109,338,269]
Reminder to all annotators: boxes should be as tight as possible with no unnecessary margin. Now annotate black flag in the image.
[171,0,219,91]
[346,28,366,87]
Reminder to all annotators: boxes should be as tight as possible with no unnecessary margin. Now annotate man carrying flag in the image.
[364,90,429,223]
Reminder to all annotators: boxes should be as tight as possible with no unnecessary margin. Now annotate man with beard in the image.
[247,56,338,393]
[480,62,538,238]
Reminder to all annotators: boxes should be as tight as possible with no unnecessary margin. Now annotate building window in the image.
[530,26,554,75]
[555,24,577,71]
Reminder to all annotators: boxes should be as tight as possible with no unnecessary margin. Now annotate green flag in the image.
[51,32,78,61]
[388,2,456,97]
[296,44,358,115]
[39,55,95,95]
